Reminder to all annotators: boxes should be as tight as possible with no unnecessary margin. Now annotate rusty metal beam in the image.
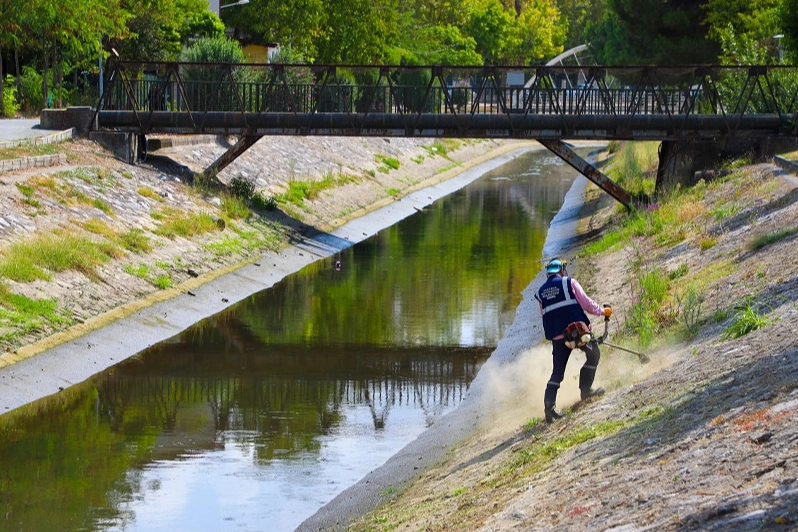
[538,139,632,208]
[199,134,262,185]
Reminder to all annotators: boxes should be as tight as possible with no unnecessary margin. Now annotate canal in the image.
[0,148,581,531]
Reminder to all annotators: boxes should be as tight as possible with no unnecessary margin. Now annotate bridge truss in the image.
[95,61,798,207]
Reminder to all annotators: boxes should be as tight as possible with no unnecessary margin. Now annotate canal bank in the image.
[0,139,546,414]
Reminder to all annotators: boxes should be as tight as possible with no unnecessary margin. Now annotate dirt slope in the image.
[347,163,798,531]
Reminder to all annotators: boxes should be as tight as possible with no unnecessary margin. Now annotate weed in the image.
[154,274,172,289]
[251,191,277,211]
[229,174,256,199]
[676,284,704,339]
[221,194,251,219]
[699,236,717,250]
[120,228,152,253]
[124,263,149,279]
[386,187,401,196]
[747,227,798,251]
[721,301,772,340]
[376,154,400,171]
[0,285,71,343]
[522,417,543,432]
[668,263,689,280]
[153,210,221,239]
[138,186,164,201]
[0,229,117,282]
[93,198,114,216]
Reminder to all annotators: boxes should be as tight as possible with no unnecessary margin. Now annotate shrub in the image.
[2,75,20,117]
[229,175,256,200]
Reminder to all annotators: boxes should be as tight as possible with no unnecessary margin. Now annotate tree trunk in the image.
[0,42,5,117]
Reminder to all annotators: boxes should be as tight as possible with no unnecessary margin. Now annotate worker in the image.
[534,258,612,423]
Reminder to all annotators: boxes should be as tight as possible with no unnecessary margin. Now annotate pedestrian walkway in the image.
[0,118,55,143]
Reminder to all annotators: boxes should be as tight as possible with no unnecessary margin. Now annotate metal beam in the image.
[199,134,262,185]
[538,139,632,208]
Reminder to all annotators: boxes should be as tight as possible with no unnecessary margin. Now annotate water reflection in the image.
[0,148,578,531]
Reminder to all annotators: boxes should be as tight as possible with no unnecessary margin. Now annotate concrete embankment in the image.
[0,141,542,415]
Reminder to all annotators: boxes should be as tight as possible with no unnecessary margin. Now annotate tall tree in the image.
[586,0,720,65]
[111,0,220,62]
[778,0,798,62]
[314,0,399,63]
[223,0,325,62]
[554,0,608,50]
[508,0,567,63]
[463,0,519,64]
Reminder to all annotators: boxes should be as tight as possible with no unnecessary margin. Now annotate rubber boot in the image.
[544,402,562,423]
[580,387,605,401]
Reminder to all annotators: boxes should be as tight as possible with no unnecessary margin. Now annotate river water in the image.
[0,149,579,531]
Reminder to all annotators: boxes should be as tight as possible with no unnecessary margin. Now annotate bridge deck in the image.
[96,62,798,141]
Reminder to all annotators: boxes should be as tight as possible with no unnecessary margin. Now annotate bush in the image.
[2,76,20,117]
[229,175,256,200]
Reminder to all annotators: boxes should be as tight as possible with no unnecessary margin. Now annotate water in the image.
[0,149,578,531]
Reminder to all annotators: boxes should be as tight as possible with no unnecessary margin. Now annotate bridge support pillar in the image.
[538,139,632,209]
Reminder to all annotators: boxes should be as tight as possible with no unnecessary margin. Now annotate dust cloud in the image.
[476,336,674,433]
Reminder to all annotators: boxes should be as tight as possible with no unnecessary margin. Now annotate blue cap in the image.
[546,259,564,274]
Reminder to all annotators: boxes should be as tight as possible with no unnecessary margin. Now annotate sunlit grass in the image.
[0,284,72,344]
[0,229,118,282]
[152,207,221,239]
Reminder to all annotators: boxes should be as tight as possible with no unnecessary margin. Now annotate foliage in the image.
[676,284,704,339]
[179,36,254,111]
[113,0,217,61]
[779,0,798,62]
[2,75,19,117]
[587,0,721,65]
[721,299,772,340]
[229,175,257,200]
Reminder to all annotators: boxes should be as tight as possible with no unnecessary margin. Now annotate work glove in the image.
[603,305,613,318]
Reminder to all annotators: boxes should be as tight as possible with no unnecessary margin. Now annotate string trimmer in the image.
[595,306,650,365]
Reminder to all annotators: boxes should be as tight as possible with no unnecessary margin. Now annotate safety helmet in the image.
[545,258,566,274]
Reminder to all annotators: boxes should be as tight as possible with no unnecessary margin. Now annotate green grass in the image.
[721,301,773,340]
[0,229,119,282]
[120,228,152,253]
[279,171,357,207]
[376,154,400,172]
[747,227,798,251]
[137,186,165,202]
[153,208,221,239]
[0,142,60,160]
[0,284,72,344]
[511,420,626,469]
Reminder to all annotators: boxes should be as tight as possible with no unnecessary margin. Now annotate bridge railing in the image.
[97,62,798,137]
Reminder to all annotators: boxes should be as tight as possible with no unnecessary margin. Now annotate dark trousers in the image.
[544,339,601,405]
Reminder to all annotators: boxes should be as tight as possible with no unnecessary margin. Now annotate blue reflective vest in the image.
[535,275,590,340]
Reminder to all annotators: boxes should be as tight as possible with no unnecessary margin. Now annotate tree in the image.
[463,0,519,64]
[314,0,399,64]
[508,0,567,63]
[586,0,721,65]
[222,0,326,63]
[777,0,798,62]
[704,0,780,64]
[553,0,608,50]
[112,0,220,62]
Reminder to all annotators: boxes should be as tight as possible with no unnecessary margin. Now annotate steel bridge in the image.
[95,61,798,206]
